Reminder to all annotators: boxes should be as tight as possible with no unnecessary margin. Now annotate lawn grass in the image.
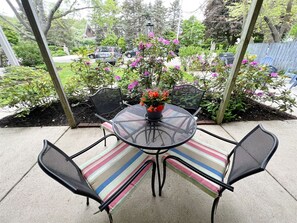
[55,62,74,84]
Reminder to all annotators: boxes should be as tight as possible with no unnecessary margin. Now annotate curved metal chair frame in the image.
[38,134,156,223]
[90,87,128,146]
[161,124,278,223]
[171,84,205,118]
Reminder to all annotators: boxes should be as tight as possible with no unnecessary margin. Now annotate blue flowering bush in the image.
[190,54,296,121]
[117,32,183,101]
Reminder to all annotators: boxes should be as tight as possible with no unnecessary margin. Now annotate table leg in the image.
[155,153,162,196]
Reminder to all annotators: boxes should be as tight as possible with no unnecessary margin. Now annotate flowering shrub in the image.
[140,89,170,112]
[120,33,183,100]
[70,57,116,94]
[190,54,296,121]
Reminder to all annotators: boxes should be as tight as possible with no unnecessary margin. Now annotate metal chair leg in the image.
[211,197,220,223]
[108,212,113,223]
[160,158,168,196]
[151,162,156,197]
[103,128,107,146]
[86,197,89,206]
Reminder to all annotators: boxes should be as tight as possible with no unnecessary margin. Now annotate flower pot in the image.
[146,110,163,121]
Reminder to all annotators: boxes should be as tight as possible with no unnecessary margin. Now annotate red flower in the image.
[156,104,164,112]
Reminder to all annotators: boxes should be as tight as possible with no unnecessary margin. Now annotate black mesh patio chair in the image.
[38,134,156,223]
[170,84,205,119]
[161,124,278,223]
[90,87,128,146]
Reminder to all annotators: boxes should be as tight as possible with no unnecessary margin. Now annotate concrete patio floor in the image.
[1,120,297,223]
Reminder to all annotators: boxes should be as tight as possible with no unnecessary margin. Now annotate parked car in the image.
[124,48,139,58]
[88,46,122,65]
[219,52,234,65]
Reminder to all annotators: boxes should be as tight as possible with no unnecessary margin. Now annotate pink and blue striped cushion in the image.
[80,141,154,212]
[162,139,228,198]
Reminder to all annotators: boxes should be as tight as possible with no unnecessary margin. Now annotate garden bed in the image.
[0,99,296,128]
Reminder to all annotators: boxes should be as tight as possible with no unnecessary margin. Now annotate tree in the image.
[203,0,242,46]
[151,0,167,36]
[121,0,148,47]
[180,16,205,47]
[166,0,181,33]
[0,0,95,39]
[228,0,297,42]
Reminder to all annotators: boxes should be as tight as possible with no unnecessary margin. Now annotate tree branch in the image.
[279,0,293,38]
[263,16,281,42]
[5,0,32,32]
[52,6,97,20]
[0,15,35,40]
[44,0,64,35]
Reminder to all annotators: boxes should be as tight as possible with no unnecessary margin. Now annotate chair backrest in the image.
[171,84,205,114]
[38,140,101,203]
[90,87,124,117]
[260,56,274,66]
[227,124,278,185]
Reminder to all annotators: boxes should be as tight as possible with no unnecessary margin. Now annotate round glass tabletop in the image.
[112,104,197,150]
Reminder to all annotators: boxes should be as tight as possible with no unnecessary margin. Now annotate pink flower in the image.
[174,65,180,70]
[173,39,179,45]
[255,89,264,97]
[169,51,176,56]
[115,75,121,81]
[211,73,218,77]
[143,71,150,76]
[250,61,258,66]
[270,72,278,78]
[242,59,248,64]
[104,67,111,72]
[162,39,170,45]
[128,81,138,90]
[148,32,154,38]
[158,37,164,42]
[85,61,91,66]
[139,41,145,50]
[129,61,138,68]
[146,43,153,48]
[245,89,253,95]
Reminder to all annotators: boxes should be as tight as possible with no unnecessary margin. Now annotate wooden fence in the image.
[247,41,297,71]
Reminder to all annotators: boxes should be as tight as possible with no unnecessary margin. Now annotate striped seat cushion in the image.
[162,139,228,198]
[101,121,113,133]
[80,141,154,212]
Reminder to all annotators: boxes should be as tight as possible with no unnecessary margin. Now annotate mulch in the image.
[0,99,296,128]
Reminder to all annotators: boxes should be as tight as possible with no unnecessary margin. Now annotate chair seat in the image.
[162,139,229,198]
[80,141,154,212]
[101,121,113,132]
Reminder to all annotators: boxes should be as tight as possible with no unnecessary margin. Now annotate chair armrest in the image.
[123,101,132,107]
[192,107,201,117]
[197,127,238,145]
[70,134,117,159]
[95,113,112,124]
[164,155,234,192]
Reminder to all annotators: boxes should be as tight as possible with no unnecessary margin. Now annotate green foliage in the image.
[101,33,118,46]
[0,66,56,116]
[2,26,19,45]
[70,58,116,94]
[190,55,296,122]
[180,16,205,47]
[14,41,44,66]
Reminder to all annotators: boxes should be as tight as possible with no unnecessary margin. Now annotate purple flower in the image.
[104,67,111,72]
[115,75,121,81]
[158,37,164,42]
[148,32,154,38]
[197,55,203,61]
[255,89,264,97]
[169,51,176,56]
[242,59,248,64]
[85,61,91,66]
[139,41,145,50]
[174,65,180,70]
[129,61,138,68]
[162,39,170,45]
[146,43,153,49]
[250,61,258,66]
[128,81,139,91]
[270,72,278,78]
[173,39,179,45]
[143,71,150,76]
[211,73,218,77]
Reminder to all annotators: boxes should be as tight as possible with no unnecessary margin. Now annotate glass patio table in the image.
[112,103,197,195]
